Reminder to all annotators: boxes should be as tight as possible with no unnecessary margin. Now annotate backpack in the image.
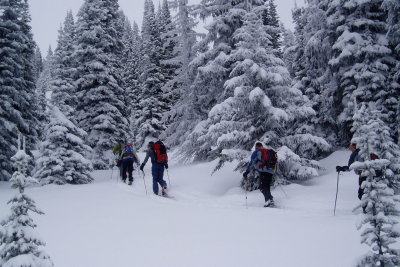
[258,148,278,170]
[154,140,168,164]
[125,145,133,153]
[121,144,134,161]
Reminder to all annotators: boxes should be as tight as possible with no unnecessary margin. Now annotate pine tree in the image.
[328,0,395,144]
[50,11,77,120]
[382,0,400,143]
[160,0,198,146]
[0,136,53,267]
[73,0,130,168]
[262,0,281,56]
[115,12,142,143]
[291,0,338,144]
[127,21,143,141]
[351,103,400,267]
[16,0,40,150]
[134,0,169,147]
[158,0,179,90]
[32,46,43,82]
[281,28,296,78]
[0,0,39,181]
[35,106,93,185]
[180,2,330,182]
[177,0,260,153]
[35,48,54,139]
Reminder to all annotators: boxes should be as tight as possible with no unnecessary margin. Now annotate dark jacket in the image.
[348,149,362,175]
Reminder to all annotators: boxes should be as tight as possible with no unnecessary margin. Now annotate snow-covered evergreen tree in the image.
[291,0,337,144]
[382,0,400,143]
[281,28,296,78]
[350,103,400,267]
[179,2,330,182]
[35,106,93,185]
[134,0,169,147]
[35,47,54,138]
[262,0,281,56]
[32,46,43,82]
[158,0,179,93]
[73,0,129,168]
[0,0,39,181]
[15,0,40,150]
[160,0,198,146]
[0,137,53,267]
[177,0,260,151]
[126,21,143,141]
[50,10,77,120]
[328,0,396,144]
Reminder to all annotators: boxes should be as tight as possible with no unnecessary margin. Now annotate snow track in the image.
[0,151,371,267]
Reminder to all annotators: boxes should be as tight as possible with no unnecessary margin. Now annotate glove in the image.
[243,170,250,178]
[336,166,349,172]
[165,163,168,169]
[140,164,144,171]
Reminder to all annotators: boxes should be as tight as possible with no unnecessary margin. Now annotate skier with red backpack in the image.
[140,141,169,197]
[243,142,278,207]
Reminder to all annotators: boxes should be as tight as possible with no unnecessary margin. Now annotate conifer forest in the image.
[0,0,399,266]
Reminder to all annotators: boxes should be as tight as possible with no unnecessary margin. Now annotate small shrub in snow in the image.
[0,138,53,267]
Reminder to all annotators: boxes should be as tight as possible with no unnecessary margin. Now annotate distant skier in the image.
[336,143,365,200]
[140,141,169,196]
[243,142,277,207]
[336,143,381,201]
[120,143,140,185]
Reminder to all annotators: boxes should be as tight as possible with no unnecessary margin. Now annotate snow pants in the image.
[259,172,274,201]
[122,160,134,182]
[152,163,167,195]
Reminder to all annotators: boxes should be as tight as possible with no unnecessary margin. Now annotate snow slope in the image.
[0,151,370,267]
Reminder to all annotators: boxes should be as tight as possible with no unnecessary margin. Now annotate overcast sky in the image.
[30,0,305,55]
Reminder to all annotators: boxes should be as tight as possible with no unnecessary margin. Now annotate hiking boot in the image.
[128,181,132,186]
[264,199,274,208]
[122,179,126,183]
[162,186,168,196]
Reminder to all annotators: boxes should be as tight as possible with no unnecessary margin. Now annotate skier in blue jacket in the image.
[243,142,275,207]
[336,143,365,199]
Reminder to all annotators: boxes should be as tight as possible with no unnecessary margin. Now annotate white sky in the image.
[30,0,306,55]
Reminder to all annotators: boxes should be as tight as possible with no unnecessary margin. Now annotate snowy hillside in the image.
[0,150,377,267]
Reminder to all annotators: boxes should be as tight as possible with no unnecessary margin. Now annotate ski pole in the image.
[278,183,288,198]
[110,167,114,180]
[166,169,171,187]
[334,171,340,216]
[141,170,148,195]
[245,188,248,209]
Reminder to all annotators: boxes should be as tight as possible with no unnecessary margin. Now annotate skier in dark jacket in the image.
[243,142,275,207]
[336,143,365,200]
[120,143,140,185]
[140,141,168,196]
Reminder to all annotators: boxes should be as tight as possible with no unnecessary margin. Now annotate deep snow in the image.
[0,151,375,267]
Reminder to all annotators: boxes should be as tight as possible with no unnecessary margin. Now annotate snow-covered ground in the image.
[0,151,371,267]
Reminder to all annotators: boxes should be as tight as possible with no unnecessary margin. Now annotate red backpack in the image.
[258,148,278,170]
[154,140,168,164]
